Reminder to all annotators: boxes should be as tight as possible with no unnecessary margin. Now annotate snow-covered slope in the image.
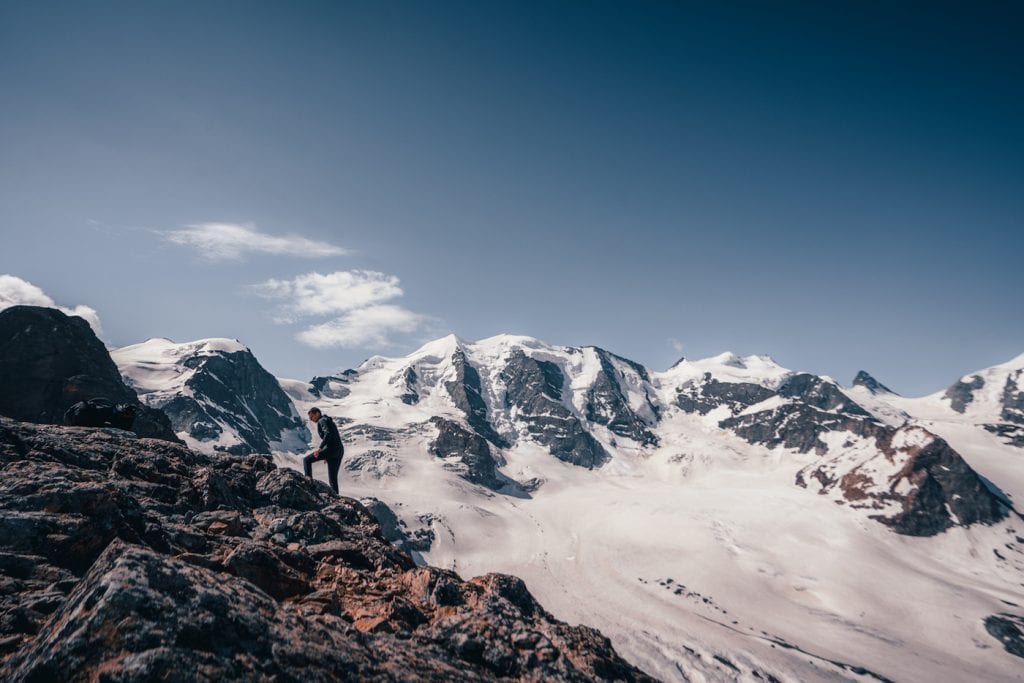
[848,353,1024,524]
[272,335,1024,682]
[113,337,309,454]
[881,353,1024,448]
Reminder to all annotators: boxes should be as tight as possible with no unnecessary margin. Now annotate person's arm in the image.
[319,417,342,453]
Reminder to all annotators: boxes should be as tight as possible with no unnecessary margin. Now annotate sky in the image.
[0,1,1021,395]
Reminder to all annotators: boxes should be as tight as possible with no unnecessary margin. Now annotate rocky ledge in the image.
[0,417,654,682]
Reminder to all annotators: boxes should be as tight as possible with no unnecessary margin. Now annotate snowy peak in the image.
[933,352,1024,447]
[113,337,309,454]
[122,336,250,360]
[852,370,895,395]
[656,351,791,390]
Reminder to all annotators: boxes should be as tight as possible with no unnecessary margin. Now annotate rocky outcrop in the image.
[0,417,654,681]
[0,306,179,442]
[114,340,309,455]
[852,370,894,395]
[986,372,1024,444]
[500,350,609,469]
[399,367,420,405]
[310,369,358,400]
[445,349,508,448]
[793,425,1010,536]
[719,377,874,454]
[429,417,503,489]
[722,404,879,454]
[1000,371,1024,425]
[944,375,985,413]
[675,373,775,416]
[984,423,1024,448]
[583,348,659,446]
[776,374,871,417]
[985,614,1024,659]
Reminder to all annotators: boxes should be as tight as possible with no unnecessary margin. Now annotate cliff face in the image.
[0,305,179,442]
[0,417,654,682]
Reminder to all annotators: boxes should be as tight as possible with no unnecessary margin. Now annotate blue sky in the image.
[1,1,1021,395]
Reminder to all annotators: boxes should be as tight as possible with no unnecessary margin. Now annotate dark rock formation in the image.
[1000,371,1024,426]
[0,306,178,442]
[852,370,894,395]
[0,417,654,682]
[985,614,1024,659]
[869,432,1009,536]
[984,423,1024,448]
[791,424,1010,536]
[720,378,873,454]
[583,348,659,446]
[429,416,503,489]
[153,348,309,454]
[722,404,879,454]
[445,349,508,448]
[500,350,609,469]
[944,375,985,413]
[400,366,420,405]
[310,370,357,400]
[675,373,775,416]
[360,498,435,553]
[63,398,136,430]
[776,374,871,417]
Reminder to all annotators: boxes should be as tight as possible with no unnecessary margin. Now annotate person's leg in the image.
[326,458,340,494]
[303,453,316,478]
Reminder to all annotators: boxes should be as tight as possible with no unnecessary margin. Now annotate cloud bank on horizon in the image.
[0,275,103,335]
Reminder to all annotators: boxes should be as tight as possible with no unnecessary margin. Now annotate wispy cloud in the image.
[668,338,685,354]
[251,270,429,349]
[161,222,347,262]
[0,274,103,335]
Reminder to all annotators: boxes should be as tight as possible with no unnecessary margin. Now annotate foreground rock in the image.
[0,418,655,682]
[0,305,179,442]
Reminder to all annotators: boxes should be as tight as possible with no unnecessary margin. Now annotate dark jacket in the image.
[316,415,344,461]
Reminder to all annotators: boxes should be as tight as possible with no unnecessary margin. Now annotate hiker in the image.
[303,407,344,494]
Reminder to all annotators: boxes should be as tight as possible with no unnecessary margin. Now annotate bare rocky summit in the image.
[0,417,655,682]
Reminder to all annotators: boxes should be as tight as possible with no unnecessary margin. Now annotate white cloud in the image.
[251,269,429,348]
[668,338,685,353]
[0,275,103,335]
[297,304,427,348]
[161,222,348,262]
[251,270,402,322]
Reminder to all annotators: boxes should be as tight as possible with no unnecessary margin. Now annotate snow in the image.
[653,351,793,396]
[266,336,1024,682]
[850,352,1024,507]
[890,426,934,450]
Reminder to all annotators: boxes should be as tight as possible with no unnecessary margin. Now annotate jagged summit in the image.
[112,336,308,454]
[852,370,895,395]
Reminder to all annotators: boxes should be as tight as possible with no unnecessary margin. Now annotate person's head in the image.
[307,407,322,423]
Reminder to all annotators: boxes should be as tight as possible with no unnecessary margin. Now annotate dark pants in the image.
[303,454,341,494]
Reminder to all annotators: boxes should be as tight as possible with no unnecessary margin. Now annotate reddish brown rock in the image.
[0,417,656,682]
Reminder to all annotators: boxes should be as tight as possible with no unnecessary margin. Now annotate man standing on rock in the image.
[303,407,344,494]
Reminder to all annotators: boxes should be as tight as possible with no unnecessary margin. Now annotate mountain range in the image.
[108,328,1024,681]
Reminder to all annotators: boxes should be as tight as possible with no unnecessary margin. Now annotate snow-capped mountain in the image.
[112,337,309,454]
[269,334,1024,682]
